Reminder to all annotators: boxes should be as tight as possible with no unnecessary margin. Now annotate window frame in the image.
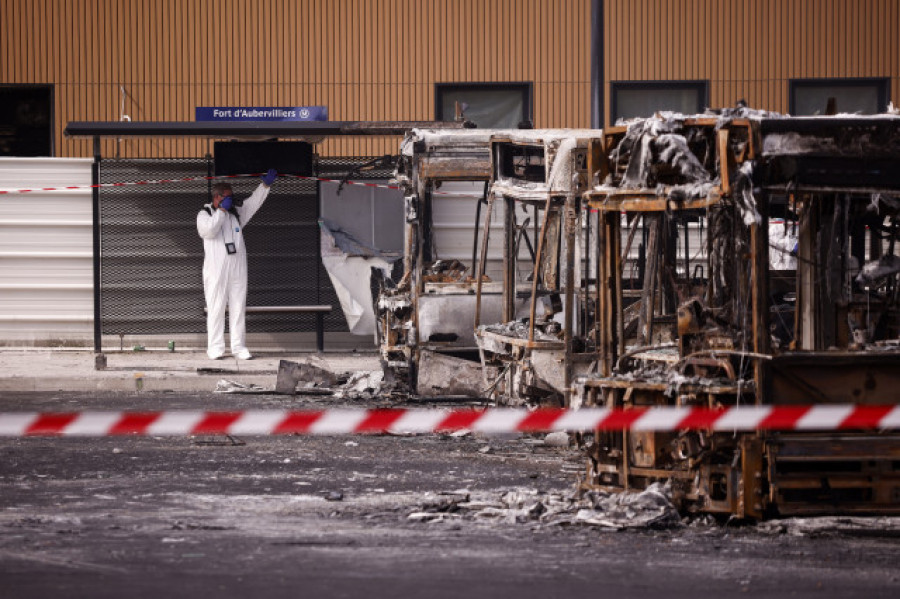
[610,80,709,124]
[0,84,55,157]
[788,77,890,115]
[434,81,534,127]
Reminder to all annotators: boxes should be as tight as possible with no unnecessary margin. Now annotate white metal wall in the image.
[320,180,405,253]
[0,158,93,346]
[431,182,509,281]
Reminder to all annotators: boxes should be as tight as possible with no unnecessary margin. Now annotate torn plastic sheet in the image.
[319,219,399,336]
[769,219,798,269]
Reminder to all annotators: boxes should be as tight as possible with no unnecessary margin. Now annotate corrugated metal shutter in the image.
[0,157,93,345]
[98,158,333,336]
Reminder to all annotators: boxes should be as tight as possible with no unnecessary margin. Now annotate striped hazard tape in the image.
[0,173,480,197]
[1,405,898,437]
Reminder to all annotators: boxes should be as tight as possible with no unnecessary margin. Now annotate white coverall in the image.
[768,219,798,270]
[196,183,271,358]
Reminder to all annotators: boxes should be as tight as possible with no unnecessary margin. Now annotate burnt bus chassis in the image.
[378,130,499,396]
[473,132,598,407]
[576,116,900,518]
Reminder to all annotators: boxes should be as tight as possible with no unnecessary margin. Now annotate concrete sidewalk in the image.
[0,349,381,393]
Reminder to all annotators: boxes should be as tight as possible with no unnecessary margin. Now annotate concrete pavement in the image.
[0,349,381,393]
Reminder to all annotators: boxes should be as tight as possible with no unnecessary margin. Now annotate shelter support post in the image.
[92,136,102,352]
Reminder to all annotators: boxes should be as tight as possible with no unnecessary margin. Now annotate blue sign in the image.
[195,106,328,122]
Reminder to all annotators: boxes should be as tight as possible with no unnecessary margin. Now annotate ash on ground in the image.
[409,482,681,531]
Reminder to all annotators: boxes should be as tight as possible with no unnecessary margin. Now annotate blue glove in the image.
[220,195,233,211]
[261,168,277,186]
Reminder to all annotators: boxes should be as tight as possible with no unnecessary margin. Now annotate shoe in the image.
[236,349,253,360]
[208,349,225,360]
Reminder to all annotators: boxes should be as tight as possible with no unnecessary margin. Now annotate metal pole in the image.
[471,181,487,272]
[591,0,605,128]
[92,136,102,352]
[528,196,554,344]
[316,168,324,352]
[563,192,577,407]
[474,193,495,328]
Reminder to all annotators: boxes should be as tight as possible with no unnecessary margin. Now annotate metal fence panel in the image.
[98,157,392,336]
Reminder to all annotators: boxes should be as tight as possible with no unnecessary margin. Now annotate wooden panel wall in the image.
[605,0,900,125]
[1,0,591,158]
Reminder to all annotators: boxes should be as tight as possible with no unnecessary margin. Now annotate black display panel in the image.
[214,141,313,177]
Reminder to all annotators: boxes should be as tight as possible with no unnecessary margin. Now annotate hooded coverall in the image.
[196,183,271,358]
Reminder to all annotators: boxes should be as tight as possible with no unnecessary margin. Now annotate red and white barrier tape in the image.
[1,405,898,437]
[0,173,480,197]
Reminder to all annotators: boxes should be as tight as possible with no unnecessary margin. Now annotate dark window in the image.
[435,82,532,128]
[790,78,889,115]
[611,80,708,124]
[0,85,53,156]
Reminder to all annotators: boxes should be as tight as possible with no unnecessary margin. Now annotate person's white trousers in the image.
[203,244,248,358]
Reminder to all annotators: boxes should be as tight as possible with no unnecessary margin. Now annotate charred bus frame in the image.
[576,114,900,518]
[378,129,502,397]
[474,131,600,406]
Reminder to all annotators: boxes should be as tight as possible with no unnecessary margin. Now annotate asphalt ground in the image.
[1,391,899,598]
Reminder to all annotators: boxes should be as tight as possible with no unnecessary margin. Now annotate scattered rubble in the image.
[275,357,338,394]
[543,432,571,447]
[336,371,384,400]
[757,517,900,538]
[214,379,270,394]
[410,483,682,531]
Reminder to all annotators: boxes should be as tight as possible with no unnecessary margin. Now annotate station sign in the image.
[195,106,328,122]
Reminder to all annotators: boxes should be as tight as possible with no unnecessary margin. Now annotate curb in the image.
[0,374,278,394]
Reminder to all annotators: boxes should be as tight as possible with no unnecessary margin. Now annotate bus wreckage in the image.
[374,112,900,518]
[377,129,501,397]
[377,128,598,399]
[576,111,900,518]
[473,130,599,406]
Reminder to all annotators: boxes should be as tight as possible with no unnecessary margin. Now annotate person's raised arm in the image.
[237,169,277,225]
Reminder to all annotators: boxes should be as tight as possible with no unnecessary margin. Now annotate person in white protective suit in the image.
[197,169,277,359]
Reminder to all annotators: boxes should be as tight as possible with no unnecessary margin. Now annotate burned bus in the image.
[377,128,506,397]
[575,112,900,518]
[473,130,600,406]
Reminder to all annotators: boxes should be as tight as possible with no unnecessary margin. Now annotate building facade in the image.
[602,0,899,124]
[2,0,898,161]
[1,0,592,158]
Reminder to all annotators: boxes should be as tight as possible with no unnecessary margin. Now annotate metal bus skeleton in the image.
[473,130,600,406]
[377,128,501,397]
[379,128,599,401]
[575,112,900,518]
[376,114,900,518]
